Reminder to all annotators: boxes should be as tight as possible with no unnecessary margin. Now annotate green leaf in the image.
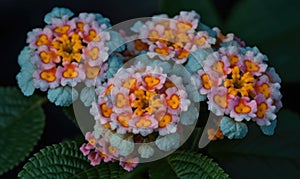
[0,87,45,175]
[225,0,300,82]
[207,110,300,178]
[167,151,230,179]
[18,141,125,179]
[160,0,221,26]
[149,159,177,179]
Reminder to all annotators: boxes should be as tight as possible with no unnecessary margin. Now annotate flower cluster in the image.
[80,131,139,171]
[129,11,215,64]
[17,7,124,106]
[198,45,282,139]
[80,57,199,170]
[17,7,283,172]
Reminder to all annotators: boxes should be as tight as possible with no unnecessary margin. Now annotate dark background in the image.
[0,0,299,178]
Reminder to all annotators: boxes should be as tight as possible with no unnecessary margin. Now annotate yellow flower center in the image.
[164,80,175,88]
[195,36,207,46]
[36,34,49,46]
[167,94,180,109]
[234,101,252,114]
[117,114,131,127]
[100,103,113,118]
[213,94,228,108]
[176,22,192,33]
[158,113,172,128]
[148,30,160,42]
[212,61,224,75]
[176,33,190,43]
[108,146,117,154]
[85,66,100,79]
[244,60,260,72]
[134,40,148,51]
[224,66,254,97]
[256,83,271,99]
[132,89,162,116]
[88,47,99,60]
[201,74,212,90]
[144,75,161,90]
[135,118,152,128]
[40,68,56,82]
[85,29,101,42]
[52,33,84,63]
[116,93,128,108]
[39,51,55,64]
[177,49,190,59]
[76,22,85,32]
[62,64,79,79]
[88,138,96,146]
[257,102,268,118]
[154,47,169,56]
[123,78,137,91]
[54,25,70,35]
[228,55,239,66]
[105,84,114,95]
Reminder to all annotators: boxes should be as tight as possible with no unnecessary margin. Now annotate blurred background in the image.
[0,0,299,178]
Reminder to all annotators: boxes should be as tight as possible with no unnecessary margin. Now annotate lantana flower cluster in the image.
[80,57,199,171]
[129,11,215,64]
[17,7,124,106]
[17,7,282,172]
[198,46,282,139]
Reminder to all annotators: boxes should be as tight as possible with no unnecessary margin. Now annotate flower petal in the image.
[155,133,180,151]
[80,87,96,107]
[260,119,277,136]
[106,31,125,53]
[44,7,74,24]
[220,116,248,139]
[17,69,35,96]
[47,86,78,106]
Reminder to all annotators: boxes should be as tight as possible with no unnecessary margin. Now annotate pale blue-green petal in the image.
[180,104,199,125]
[150,60,172,74]
[172,64,191,84]
[198,94,207,102]
[155,133,180,152]
[160,61,172,74]
[16,69,35,96]
[44,7,74,24]
[133,54,152,66]
[109,134,123,147]
[80,87,96,107]
[186,83,201,102]
[47,87,78,106]
[220,41,241,48]
[106,55,124,79]
[260,119,277,136]
[197,22,217,37]
[118,139,134,157]
[220,116,248,139]
[187,48,212,73]
[130,21,144,33]
[138,144,154,159]
[18,46,34,67]
[93,13,111,28]
[106,31,125,53]
[110,134,134,157]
